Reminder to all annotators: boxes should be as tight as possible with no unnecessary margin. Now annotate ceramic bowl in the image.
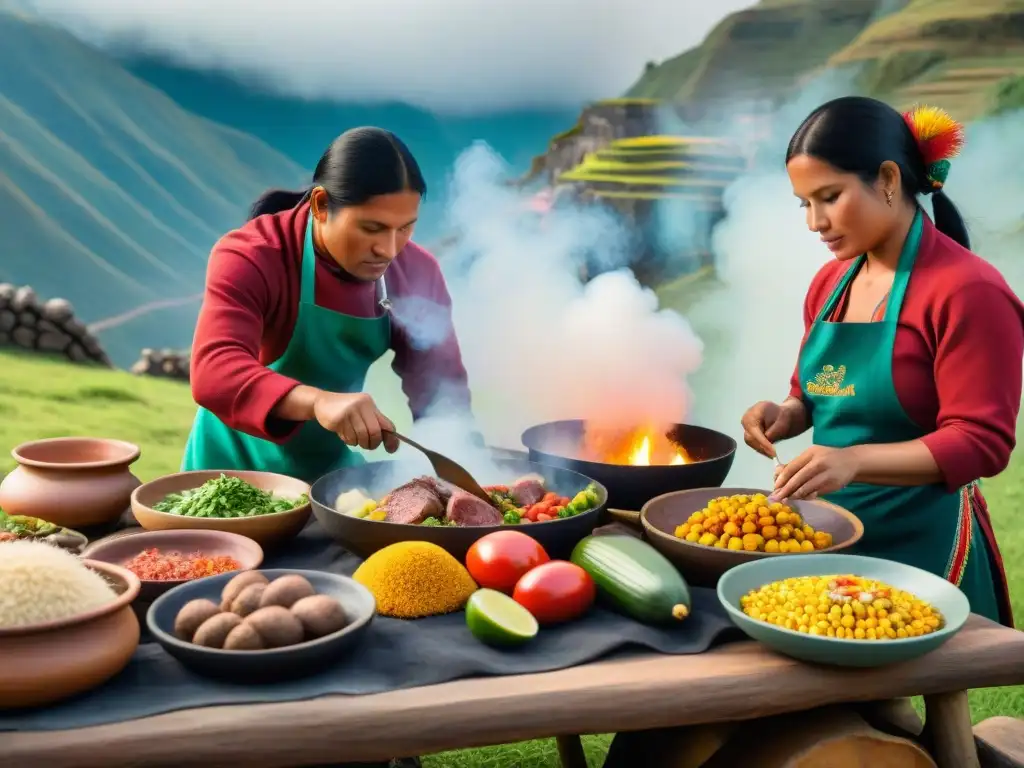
[717,553,971,668]
[83,529,264,603]
[638,487,864,587]
[0,559,141,709]
[131,470,311,548]
[0,437,141,528]
[147,568,376,683]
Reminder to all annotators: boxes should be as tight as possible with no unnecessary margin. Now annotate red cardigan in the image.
[789,215,1024,492]
[190,203,472,442]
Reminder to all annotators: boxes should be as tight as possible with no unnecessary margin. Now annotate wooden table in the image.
[3,615,1022,768]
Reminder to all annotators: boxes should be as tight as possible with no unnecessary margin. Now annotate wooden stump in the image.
[974,717,1024,768]
[703,707,936,768]
[602,707,934,768]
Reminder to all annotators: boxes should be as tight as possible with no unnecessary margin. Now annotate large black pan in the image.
[310,457,608,561]
[520,420,736,512]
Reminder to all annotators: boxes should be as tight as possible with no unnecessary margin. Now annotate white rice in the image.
[0,540,117,628]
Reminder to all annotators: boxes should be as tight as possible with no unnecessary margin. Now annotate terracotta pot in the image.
[0,438,142,528]
[0,559,141,709]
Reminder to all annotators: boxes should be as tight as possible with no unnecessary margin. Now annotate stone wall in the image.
[130,348,191,382]
[0,284,111,366]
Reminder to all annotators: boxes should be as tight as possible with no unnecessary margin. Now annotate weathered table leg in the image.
[556,735,587,768]
[924,691,980,768]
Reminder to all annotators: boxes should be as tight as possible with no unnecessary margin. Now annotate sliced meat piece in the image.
[415,476,459,505]
[382,480,443,525]
[510,475,546,506]
[446,491,503,527]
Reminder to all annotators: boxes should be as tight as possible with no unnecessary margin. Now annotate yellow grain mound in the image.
[0,540,117,628]
[353,541,477,619]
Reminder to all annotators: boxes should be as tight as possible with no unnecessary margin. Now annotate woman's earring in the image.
[885,190,893,207]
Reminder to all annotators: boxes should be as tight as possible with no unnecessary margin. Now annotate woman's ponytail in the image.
[929,189,970,249]
[902,105,970,249]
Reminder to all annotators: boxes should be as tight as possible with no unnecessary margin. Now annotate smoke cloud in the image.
[19,0,754,112]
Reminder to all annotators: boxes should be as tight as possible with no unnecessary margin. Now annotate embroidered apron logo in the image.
[806,364,855,397]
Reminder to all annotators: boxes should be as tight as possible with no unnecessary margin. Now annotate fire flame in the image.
[583,425,692,466]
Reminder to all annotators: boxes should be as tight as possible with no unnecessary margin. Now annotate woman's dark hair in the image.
[248,126,427,220]
[786,96,969,249]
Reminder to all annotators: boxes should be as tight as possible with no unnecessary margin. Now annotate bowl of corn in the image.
[639,488,863,587]
[717,554,970,667]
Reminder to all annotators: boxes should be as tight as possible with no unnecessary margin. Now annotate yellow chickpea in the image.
[764,539,780,553]
[741,521,758,535]
[727,537,744,550]
[742,533,761,552]
[762,525,779,540]
[685,531,700,543]
[723,521,740,537]
[800,540,815,552]
[775,510,791,525]
[758,516,775,528]
[778,525,792,540]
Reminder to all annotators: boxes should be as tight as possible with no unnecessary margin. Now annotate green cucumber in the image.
[570,535,691,626]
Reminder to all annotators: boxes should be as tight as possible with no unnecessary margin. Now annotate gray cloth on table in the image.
[0,520,742,732]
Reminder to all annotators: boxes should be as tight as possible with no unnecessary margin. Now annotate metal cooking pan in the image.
[309,457,608,561]
[520,420,736,511]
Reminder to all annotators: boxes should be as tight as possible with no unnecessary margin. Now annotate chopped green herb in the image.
[153,474,307,519]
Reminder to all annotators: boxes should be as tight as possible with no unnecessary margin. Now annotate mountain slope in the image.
[624,0,1024,123]
[120,58,581,246]
[0,10,305,365]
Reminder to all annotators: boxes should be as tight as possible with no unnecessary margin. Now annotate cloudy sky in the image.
[22,0,756,111]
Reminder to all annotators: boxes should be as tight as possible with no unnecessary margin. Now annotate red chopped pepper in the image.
[124,547,242,581]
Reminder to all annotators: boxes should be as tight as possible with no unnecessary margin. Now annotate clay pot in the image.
[0,438,142,528]
[0,559,141,710]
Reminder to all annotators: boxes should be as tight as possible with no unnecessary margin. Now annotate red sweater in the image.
[789,216,1024,492]
[191,203,472,442]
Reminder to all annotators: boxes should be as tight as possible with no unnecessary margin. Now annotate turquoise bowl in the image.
[717,554,970,668]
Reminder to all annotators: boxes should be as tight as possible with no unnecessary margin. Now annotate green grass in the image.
[0,346,1020,764]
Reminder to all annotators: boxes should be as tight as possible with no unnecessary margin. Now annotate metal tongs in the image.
[383,430,492,503]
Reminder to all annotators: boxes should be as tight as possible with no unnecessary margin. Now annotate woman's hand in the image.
[771,445,861,501]
[313,392,399,452]
[740,398,807,458]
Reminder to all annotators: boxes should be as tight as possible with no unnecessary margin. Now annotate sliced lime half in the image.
[465,588,539,647]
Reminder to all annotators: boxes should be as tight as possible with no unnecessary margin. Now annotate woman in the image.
[741,97,1021,627]
[184,127,473,485]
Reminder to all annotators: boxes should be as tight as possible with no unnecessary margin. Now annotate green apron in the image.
[182,215,392,484]
[799,210,1012,626]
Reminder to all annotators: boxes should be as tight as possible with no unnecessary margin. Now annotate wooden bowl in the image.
[637,487,864,587]
[310,458,608,561]
[131,470,311,548]
[0,560,141,709]
[83,529,264,603]
[0,437,141,528]
[718,554,970,667]
[147,568,376,683]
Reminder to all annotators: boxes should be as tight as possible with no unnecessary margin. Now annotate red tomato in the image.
[513,561,596,625]
[465,530,550,593]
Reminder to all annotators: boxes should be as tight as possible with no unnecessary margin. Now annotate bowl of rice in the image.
[0,540,141,709]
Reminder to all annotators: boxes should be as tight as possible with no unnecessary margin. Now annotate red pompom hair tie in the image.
[902,105,965,192]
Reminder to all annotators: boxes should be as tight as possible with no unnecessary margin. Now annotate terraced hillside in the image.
[834,0,1024,120]
[0,9,305,366]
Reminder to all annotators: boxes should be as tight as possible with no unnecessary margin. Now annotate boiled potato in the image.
[220,571,269,610]
[291,595,348,638]
[229,583,267,617]
[224,621,266,651]
[259,574,315,609]
[192,612,243,648]
[174,599,222,641]
[245,606,305,648]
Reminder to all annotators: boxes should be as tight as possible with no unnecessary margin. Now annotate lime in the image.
[465,588,539,647]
